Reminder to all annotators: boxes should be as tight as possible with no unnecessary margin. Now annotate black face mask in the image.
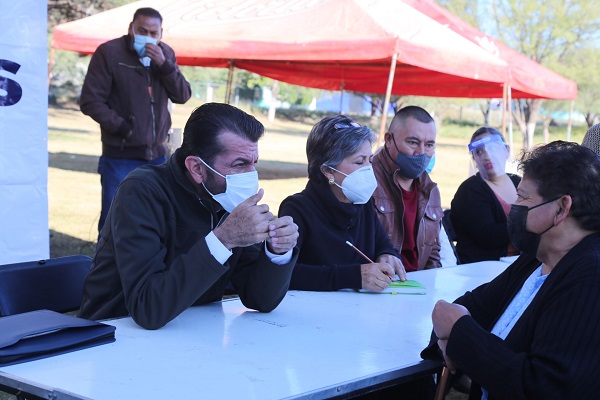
[507,198,559,255]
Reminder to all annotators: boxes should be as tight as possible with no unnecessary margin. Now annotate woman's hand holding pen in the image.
[360,262,395,291]
[377,254,407,281]
[345,241,399,290]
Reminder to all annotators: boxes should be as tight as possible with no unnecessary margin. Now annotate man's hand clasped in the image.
[214,189,298,254]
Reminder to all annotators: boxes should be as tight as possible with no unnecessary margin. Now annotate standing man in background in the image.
[80,7,191,233]
[372,106,443,271]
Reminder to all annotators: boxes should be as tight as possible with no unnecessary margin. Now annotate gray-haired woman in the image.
[278,115,406,291]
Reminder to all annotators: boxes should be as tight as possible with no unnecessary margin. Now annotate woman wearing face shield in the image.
[278,116,406,291]
[450,127,521,263]
[422,141,600,399]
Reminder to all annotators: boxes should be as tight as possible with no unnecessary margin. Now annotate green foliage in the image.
[489,0,600,63]
[558,46,600,126]
[49,51,89,104]
[236,70,320,106]
[435,0,600,147]
[437,0,480,27]
[48,0,138,103]
[48,0,136,28]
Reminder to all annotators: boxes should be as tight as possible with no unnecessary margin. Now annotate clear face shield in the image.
[468,134,509,181]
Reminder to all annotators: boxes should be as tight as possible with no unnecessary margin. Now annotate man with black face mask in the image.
[80,7,191,234]
[372,106,443,271]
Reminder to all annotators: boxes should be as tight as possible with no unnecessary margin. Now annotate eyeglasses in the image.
[334,121,361,130]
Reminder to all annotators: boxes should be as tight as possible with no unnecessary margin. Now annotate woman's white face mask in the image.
[198,157,258,213]
[327,165,378,204]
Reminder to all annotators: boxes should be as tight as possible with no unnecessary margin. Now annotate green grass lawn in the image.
[47,102,589,258]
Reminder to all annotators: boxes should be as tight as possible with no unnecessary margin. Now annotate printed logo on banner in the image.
[0,0,50,264]
[0,60,23,106]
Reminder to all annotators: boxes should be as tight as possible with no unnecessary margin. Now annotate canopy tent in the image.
[405,0,578,100]
[52,0,577,143]
[52,0,512,99]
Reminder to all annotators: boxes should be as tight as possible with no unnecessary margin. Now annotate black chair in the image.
[441,209,460,265]
[0,255,92,399]
[0,255,92,317]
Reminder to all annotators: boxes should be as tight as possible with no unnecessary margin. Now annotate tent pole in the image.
[566,99,574,141]
[339,83,345,114]
[501,83,507,137]
[48,48,55,89]
[377,52,398,148]
[507,85,514,158]
[225,60,235,104]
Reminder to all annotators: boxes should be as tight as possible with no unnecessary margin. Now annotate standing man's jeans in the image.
[98,155,166,233]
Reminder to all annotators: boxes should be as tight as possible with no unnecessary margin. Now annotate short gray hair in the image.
[306,115,375,181]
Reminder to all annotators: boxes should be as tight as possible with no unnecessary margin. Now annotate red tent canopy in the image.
[53,0,513,98]
[52,0,576,100]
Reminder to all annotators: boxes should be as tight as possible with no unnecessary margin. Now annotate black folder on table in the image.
[0,309,116,367]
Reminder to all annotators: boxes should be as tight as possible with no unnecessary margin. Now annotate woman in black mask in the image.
[422,141,600,399]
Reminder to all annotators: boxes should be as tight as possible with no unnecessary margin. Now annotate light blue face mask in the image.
[425,153,436,174]
[132,33,158,57]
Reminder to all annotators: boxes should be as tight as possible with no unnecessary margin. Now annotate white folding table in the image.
[0,260,509,399]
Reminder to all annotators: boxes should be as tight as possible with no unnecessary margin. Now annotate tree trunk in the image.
[480,100,491,126]
[512,100,527,147]
[512,99,543,149]
[268,81,279,122]
[542,117,551,143]
[585,112,597,128]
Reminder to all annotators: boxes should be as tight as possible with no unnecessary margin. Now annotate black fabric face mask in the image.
[390,135,431,179]
[507,198,558,255]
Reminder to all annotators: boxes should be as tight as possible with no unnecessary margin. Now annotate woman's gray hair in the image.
[306,115,375,182]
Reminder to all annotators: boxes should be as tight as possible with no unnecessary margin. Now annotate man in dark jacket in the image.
[80,7,191,232]
[78,103,299,330]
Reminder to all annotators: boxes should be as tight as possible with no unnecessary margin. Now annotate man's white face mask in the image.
[198,157,259,213]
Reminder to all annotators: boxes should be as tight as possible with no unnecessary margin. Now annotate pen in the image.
[345,241,375,263]
[346,241,396,281]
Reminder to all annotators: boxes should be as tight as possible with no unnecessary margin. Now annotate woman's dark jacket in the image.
[451,173,520,263]
[278,179,399,291]
[422,233,600,399]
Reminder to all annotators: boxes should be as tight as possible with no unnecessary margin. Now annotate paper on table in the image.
[357,279,426,295]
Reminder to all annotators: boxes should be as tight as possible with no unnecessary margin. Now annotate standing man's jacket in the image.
[372,147,443,270]
[80,35,191,161]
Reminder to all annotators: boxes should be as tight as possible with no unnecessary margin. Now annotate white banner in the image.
[0,1,49,264]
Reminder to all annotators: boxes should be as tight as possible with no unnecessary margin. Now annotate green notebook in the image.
[357,279,426,295]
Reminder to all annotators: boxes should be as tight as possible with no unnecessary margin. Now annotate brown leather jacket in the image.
[372,147,443,270]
